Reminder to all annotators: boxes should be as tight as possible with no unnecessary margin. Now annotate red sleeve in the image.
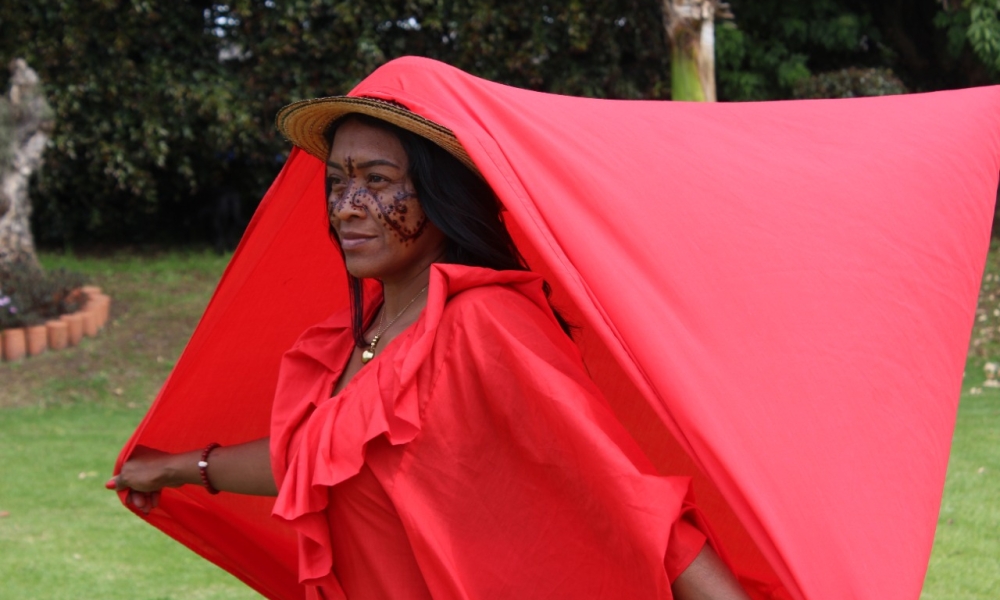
[665,516,708,582]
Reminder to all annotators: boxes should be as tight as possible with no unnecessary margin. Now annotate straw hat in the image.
[275,96,479,174]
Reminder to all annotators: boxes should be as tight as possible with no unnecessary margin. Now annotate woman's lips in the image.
[339,232,376,250]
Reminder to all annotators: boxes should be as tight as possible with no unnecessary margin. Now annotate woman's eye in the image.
[367,174,388,184]
[325,176,345,195]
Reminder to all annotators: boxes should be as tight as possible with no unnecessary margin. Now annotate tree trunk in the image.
[661,0,731,102]
[0,59,53,279]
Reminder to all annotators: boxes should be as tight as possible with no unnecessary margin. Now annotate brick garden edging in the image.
[0,286,111,362]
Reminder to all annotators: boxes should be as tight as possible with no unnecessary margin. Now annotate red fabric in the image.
[113,57,1000,600]
[325,456,433,600]
[270,265,706,598]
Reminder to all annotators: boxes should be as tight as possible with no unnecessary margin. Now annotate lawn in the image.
[1,248,998,598]
[922,386,1000,599]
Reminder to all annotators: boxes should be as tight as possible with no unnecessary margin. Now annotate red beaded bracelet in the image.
[197,442,221,495]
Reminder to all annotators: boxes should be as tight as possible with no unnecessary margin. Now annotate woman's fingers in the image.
[105,445,173,515]
[109,471,159,515]
[126,490,157,515]
[105,474,132,494]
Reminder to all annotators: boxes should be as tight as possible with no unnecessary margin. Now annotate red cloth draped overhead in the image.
[114,57,1000,599]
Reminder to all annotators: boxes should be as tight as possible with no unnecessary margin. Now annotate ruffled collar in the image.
[289,264,547,375]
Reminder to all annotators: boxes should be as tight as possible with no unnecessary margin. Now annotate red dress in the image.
[269,265,707,599]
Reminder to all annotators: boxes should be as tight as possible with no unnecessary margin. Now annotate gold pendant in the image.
[361,335,379,364]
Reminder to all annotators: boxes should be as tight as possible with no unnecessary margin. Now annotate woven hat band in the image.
[275,96,479,175]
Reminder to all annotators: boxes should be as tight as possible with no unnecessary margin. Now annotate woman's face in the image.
[326,119,446,282]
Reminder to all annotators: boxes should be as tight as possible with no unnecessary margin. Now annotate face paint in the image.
[372,189,427,242]
[327,156,428,244]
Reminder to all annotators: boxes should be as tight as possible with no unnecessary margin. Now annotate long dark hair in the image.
[324,114,572,347]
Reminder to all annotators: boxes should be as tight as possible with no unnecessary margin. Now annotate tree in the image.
[0,59,52,275]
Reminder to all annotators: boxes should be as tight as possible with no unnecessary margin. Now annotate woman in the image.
[109,97,749,600]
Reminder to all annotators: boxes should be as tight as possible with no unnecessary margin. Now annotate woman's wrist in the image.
[197,442,221,494]
[161,450,204,488]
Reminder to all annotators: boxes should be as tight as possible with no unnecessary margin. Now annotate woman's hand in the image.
[112,446,191,491]
[105,445,199,515]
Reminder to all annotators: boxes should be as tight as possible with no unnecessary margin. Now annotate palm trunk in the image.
[661,0,730,102]
[0,59,53,279]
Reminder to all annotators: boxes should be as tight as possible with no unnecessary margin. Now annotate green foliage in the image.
[219,1,671,108]
[2,1,999,245]
[936,0,1000,74]
[0,1,263,245]
[716,1,890,100]
[969,1,1000,70]
[708,0,998,98]
[2,1,674,246]
[792,67,908,99]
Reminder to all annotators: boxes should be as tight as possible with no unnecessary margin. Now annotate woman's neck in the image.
[378,250,444,316]
[380,268,433,318]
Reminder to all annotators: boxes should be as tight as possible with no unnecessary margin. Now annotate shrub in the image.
[0,259,86,328]
[792,67,909,99]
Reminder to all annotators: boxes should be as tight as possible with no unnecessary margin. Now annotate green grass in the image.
[919,238,1000,598]
[0,403,256,600]
[921,381,1000,599]
[1,247,998,598]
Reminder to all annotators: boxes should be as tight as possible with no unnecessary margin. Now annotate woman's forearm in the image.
[672,544,750,600]
[189,438,277,496]
[113,438,277,497]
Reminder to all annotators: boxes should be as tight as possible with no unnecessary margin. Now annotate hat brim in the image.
[275,96,479,175]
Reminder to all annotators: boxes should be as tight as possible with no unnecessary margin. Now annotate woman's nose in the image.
[328,186,366,220]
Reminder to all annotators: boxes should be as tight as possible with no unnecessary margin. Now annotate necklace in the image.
[361,285,428,364]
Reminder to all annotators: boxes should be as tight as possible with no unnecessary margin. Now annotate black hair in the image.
[323,113,573,348]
